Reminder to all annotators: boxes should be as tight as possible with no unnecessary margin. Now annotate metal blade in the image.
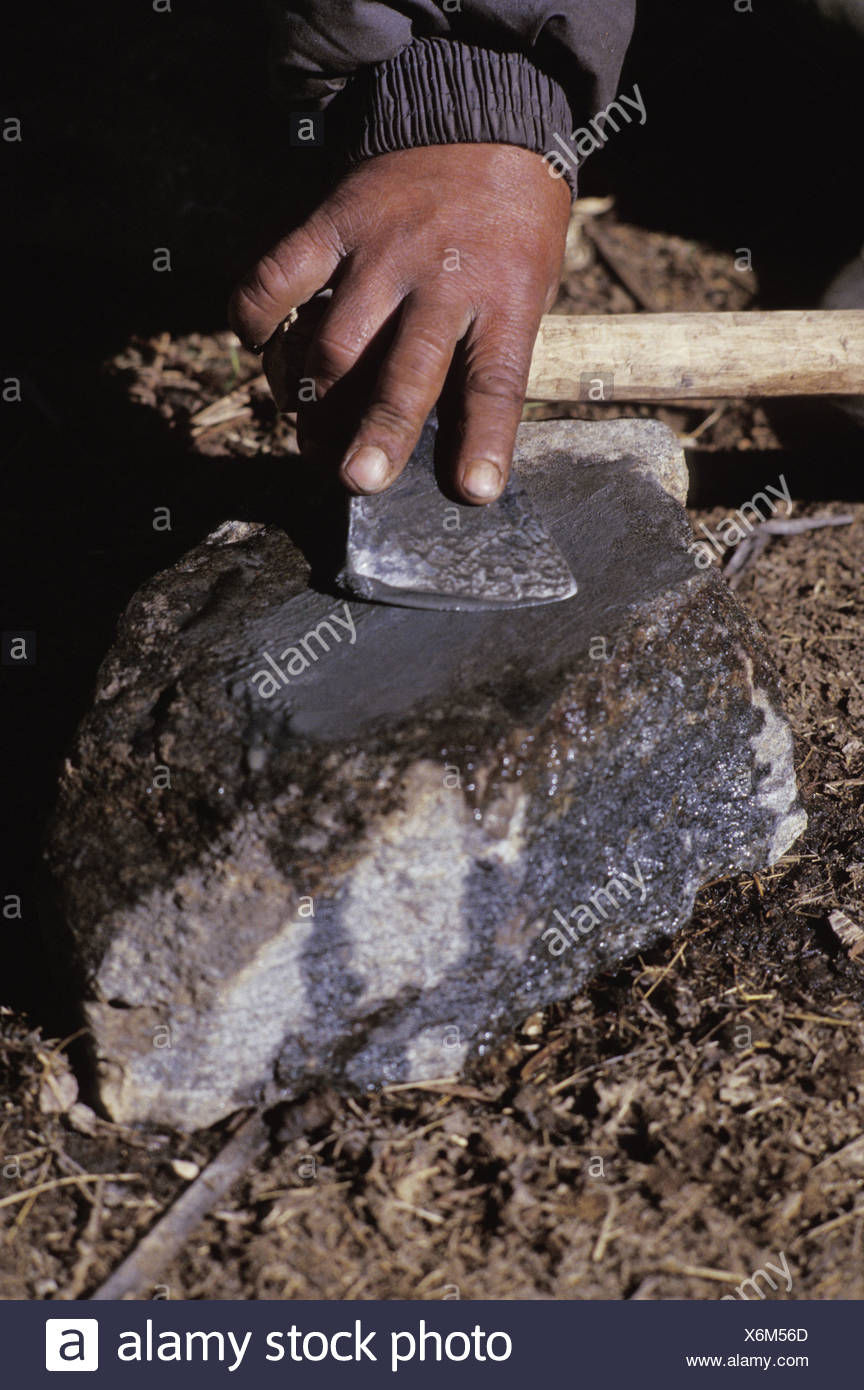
[337,415,578,611]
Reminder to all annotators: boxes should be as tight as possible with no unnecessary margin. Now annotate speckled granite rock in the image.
[45,419,806,1130]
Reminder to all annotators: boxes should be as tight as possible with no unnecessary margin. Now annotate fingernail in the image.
[463,460,502,501]
[343,445,391,492]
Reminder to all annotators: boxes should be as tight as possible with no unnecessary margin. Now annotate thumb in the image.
[228,211,344,351]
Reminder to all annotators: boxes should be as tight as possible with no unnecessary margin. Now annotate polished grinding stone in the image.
[45,419,806,1130]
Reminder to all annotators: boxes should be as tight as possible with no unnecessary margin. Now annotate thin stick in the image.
[0,1172,140,1212]
[811,1135,864,1173]
[724,513,853,588]
[188,374,266,424]
[47,1027,89,1056]
[59,1180,106,1301]
[592,1192,620,1262]
[88,1110,270,1301]
[784,1012,857,1027]
[380,1079,497,1102]
[641,940,688,1000]
[583,220,663,313]
[655,1261,746,1285]
[725,533,772,588]
[547,1046,653,1097]
[796,1204,864,1242]
[756,515,853,535]
[389,1199,445,1226]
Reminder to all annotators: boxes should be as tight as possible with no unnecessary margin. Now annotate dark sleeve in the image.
[268,1,637,191]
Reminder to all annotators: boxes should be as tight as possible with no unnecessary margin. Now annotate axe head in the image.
[337,414,578,612]
[262,307,577,613]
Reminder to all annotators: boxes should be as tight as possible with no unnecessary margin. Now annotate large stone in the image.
[46,419,806,1130]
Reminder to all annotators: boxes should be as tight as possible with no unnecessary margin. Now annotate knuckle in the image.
[229,263,285,333]
[404,324,453,368]
[363,397,420,444]
[309,206,347,260]
[381,330,453,396]
[464,361,527,408]
[227,285,271,347]
[307,332,359,384]
[252,252,292,307]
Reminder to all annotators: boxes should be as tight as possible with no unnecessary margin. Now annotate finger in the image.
[296,321,397,466]
[448,310,540,504]
[228,210,345,351]
[296,276,403,464]
[303,263,405,402]
[339,294,470,494]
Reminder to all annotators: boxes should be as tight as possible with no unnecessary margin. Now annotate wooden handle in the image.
[526,310,864,402]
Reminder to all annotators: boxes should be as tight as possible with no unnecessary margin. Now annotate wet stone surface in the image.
[46,419,806,1130]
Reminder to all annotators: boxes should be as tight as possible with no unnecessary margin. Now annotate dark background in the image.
[1,0,861,1019]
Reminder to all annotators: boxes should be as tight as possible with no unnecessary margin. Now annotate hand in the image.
[228,143,570,503]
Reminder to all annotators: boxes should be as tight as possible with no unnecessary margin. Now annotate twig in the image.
[50,1147,101,1210]
[189,374,266,433]
[754,515,853,535]
[380,1075,458,1093]
[88,1110,270,1301]
[59,1179,106,1301]
[11,1155,53,1232]
[48,1028,89,1057]
[583,220,662,313]
[811,1135,864,1173]
[389,1199,444,1226]
[262,1183,352,1229]
[724,531,772,585]
[641,939,688,1000]
[0,1172,140,1212]
[796,1203,864,1243]
[381,1079,498,1102]
[724,513,853,589]
[592,1192,620,1262]
[784,1011,857,1027]
[547,1046,654,1097]
[682,405,725,444]
[655,1261,745,1285]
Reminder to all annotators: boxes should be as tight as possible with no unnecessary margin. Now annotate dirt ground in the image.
[2,200,863,1301]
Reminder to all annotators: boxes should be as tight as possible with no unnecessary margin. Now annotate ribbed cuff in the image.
[337,37,579,194]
